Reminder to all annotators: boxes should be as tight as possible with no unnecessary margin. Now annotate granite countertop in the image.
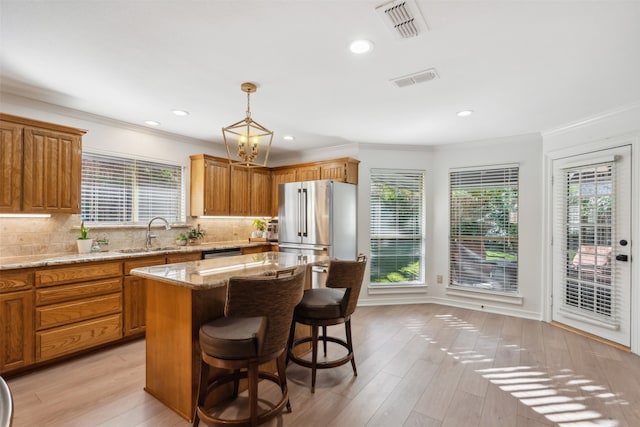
[0,240,273,270]
[130,251,330,290]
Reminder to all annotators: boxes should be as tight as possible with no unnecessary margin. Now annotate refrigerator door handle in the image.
[297,188,302,237]
[302,188,308,237]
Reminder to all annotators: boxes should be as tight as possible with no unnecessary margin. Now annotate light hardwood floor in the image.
[6,304,640,427]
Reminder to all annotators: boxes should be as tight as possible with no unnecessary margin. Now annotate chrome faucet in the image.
[146,216,171,249]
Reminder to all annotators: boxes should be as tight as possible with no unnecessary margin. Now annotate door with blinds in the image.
[552,145,632,346]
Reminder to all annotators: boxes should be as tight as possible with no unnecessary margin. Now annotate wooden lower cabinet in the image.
[34,261,123,363]
[36,314,122,361]
[241,245,271,255]
[123,276,146,337]
[123,255,165,337]
[0,290,34,373]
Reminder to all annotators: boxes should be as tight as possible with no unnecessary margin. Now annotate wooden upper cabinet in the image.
[190,154,230,216]
[250,167,271,217]
[229,165,250,216]
[297,164,321,182]
[0,121,23,212]
[320,159,359,184]
[23,127,82,213]
[190,154,358,218]
[0,114,85,214]
[271,168,297,216]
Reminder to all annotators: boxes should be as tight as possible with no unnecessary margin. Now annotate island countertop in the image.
[130,251,330,290]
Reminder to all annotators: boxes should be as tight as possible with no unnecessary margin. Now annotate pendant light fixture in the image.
[222,82,274,167]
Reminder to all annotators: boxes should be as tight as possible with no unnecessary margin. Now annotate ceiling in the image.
[1,0,639,155]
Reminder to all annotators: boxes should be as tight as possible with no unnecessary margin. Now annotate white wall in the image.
[355,136,544,321]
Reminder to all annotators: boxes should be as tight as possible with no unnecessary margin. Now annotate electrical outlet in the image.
[436,274,443,284]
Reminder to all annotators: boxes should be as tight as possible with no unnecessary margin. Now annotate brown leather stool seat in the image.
[288,255,366,393]
[193,267,306,427]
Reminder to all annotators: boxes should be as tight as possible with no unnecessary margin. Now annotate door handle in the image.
[616,254,628,262]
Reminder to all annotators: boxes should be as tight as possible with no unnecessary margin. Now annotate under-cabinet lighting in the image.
[0,213,51,218]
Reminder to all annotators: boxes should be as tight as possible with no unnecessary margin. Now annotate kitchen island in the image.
[130,251,329,421]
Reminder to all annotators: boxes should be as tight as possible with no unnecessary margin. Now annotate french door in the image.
[552,145,632,346]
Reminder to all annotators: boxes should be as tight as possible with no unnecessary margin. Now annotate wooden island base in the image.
[136,253,322,421]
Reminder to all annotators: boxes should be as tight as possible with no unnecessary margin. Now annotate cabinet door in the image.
[320,161,347,182]
[0,290,34,373]
[297,165,321,182]
[250,168,271,216]
[0,121,23,213]
[230,165,250,216]
[204,158,230,216]
[123,276,146,336]
[23,127,82,213]
[271,168,297,216]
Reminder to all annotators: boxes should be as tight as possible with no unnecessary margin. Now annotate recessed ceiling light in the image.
[144,120,161,126]
[457,110,474,117]
[349,39,374,54]
[172,109,189,116]
[283,135,295,141]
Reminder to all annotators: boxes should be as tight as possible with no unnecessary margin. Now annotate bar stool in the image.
[193,266,306,427]
[288,255,367,392]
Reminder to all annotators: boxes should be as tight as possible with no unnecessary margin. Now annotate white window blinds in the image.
[449,166,519,293]
[81,153,185,224]
[370,169,424,285]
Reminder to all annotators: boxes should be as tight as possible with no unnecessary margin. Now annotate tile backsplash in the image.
[0,214,259,258]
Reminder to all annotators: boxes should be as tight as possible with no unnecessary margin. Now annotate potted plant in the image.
[252,218,267,238]
[76,221,93,254]
[175,232,188,246]
[187,224,205,244]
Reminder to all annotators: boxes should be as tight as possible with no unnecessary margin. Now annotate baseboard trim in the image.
[550,321,631,352]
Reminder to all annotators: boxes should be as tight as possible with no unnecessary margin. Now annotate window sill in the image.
[368,283,427,295]
[445,286,523,305]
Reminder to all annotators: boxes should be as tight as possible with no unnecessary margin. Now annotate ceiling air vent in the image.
[376,0,428,39]
[390,68,439,88]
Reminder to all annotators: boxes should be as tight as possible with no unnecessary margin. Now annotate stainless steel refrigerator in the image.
[278,180,357,261]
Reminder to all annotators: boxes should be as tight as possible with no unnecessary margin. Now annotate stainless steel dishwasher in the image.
[201,247,243,259]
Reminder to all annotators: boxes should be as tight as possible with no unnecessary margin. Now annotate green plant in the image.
[78,221,90,240]
[252,218,267,232]
[188,224,205,241]
[176,232,188,241]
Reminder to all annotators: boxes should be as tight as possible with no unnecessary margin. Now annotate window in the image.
[81,152,185,224]
[449,166,519,293]
[370,169,425,285]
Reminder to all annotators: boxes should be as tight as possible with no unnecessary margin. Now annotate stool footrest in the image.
[288,336,354,370]
[196,370,289,427]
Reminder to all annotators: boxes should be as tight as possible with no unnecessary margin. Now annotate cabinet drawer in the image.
[124,256,165,275]
[36,261,122,287]
[0,269,34,293]
[36,314,122,362]
[35,277,122,306]
[35,293,122,330]
[165,252,201,264]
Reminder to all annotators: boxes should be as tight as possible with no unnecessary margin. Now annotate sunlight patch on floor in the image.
[404,313,628,427]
